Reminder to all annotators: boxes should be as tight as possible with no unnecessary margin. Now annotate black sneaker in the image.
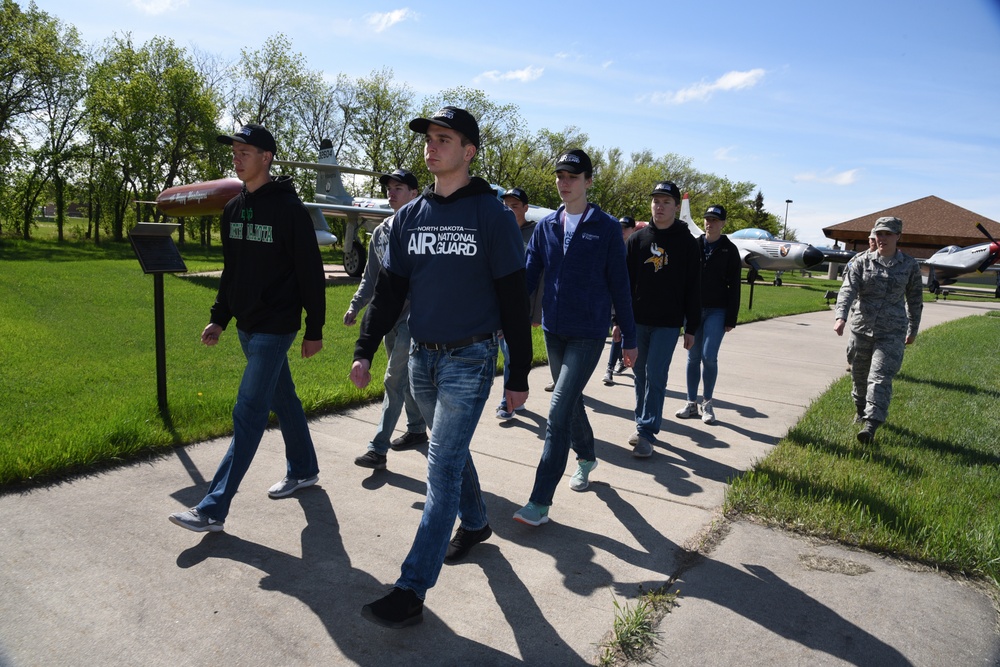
[390,431,428,451]
[444,524,493,564]
[354,451,387,469]
[857,420,879,444]
[361,587,424,628]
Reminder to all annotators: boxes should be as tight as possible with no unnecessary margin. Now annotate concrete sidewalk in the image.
[2,299,998,666]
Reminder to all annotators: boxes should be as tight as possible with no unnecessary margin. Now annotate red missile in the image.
[156,178,242,217]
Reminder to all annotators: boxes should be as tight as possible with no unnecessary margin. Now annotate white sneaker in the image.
[628,432,639,446]
[701,400,716,424]
[675,401,699,419]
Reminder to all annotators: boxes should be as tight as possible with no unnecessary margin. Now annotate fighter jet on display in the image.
[920,223,1000,297]
[679,194,825,285]
[156,138,393,276]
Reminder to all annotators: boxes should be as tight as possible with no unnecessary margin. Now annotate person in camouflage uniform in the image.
[833,216,923,443]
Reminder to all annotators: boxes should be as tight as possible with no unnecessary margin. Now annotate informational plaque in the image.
[129,222,187,274]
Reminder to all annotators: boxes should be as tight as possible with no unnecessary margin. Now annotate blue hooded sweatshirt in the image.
[525,203,636,348]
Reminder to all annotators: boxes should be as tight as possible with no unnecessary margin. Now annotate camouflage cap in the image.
[872,216,902,234]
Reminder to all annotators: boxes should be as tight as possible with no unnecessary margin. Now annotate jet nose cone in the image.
[803,246,824,268]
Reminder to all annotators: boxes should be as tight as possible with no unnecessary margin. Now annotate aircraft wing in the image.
[275,159,385,178]
[303,202,393,224]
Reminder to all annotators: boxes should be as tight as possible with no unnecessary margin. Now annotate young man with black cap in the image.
[834,216,922,443]
[351,106,532,628]
[345,169,428,468]
[675,205,741,424]
[624,180,701,457]
[496,186,542,419]
[169,123,326,533]
[513,149,637,527]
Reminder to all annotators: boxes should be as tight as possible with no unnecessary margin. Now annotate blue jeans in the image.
[396,337,497,599]
[606,339,622,370]
[529,333,605,507]
[633,324,681,441]
[198,330,319,521]
[369,319,426,455]
[685,308,726,402]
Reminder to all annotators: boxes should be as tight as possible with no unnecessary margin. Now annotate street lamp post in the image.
[783,199,793,239]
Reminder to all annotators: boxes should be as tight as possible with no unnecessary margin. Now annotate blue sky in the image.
[35,0,1000,247]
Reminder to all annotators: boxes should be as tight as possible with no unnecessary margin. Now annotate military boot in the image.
[856,420,879,444]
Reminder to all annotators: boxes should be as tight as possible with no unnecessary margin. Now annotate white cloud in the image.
[714,146,739,162]
[645,68,766,106]
[365,8,418,33]
[474,65,544,84]
[793,169,861,186]
[602,60,614,69]
[131,0,188,14]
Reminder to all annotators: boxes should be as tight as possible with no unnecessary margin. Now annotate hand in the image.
[725,326,734,333]
[682,333,695,350]
[612,325,621,343]
[505,389,529,411]
[350,359,372,389]
[343,309,357,326]
[905,335,916,345]
[302,338,322,358]
[201,323,223,346]
[833,319,846,336]
[622,347,638,368]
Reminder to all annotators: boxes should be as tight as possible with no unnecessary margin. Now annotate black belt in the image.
[417,332,495,351]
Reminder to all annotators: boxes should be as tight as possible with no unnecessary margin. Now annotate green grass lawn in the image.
[726,311,1000,584]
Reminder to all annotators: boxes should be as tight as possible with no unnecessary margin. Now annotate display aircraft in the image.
[156,138,393,277]
[920,223,1000,297]
[678,194,826,285]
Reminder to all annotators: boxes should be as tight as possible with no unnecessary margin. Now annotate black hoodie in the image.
[210,175,326,340]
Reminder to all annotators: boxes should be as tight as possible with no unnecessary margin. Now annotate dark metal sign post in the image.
[128,223,187,415]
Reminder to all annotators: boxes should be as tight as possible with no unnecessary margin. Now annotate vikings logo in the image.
[779,244,791,257]
[644,242,667,272]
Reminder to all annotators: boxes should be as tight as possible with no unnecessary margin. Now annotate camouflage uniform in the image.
[834,249,923,424]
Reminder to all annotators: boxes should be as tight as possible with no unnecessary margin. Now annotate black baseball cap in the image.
[379,169,419,190]
[704,205,727,221]
[502,187,528,205]
[650,181,681,201]
[217,123,277,155]
[554,149,592,174]
[619,216,636,228]
[409,106,481,148]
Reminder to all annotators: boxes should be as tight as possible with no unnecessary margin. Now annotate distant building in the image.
[42,203,87,218]
[823,196,1000,259]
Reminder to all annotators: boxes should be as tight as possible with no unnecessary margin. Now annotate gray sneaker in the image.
[544,381,555,392]
[268,475,318,498]
[569,459,598,491]
[628,432,640,446]
[168,508,223,533]
[632,436,653,458]
[701,400,716,424]
[602,369,614,386]
[675,401,699,419]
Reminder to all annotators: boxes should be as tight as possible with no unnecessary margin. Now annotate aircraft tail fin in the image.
[316,139,351,204]
[680,192,704,237]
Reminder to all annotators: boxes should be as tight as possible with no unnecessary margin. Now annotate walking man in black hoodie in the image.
[624,181,701,457]
[169,123,326,533]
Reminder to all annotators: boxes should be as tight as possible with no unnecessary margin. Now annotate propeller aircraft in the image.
[920,223,1000,297]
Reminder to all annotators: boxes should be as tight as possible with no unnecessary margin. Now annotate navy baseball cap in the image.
[704,205,727,221]
[409,106,481,148]
[379,169,419,190]
[650,181,681,201]
[218,123,277,155]
[502,187,528,204]
[619,216,636,228]
[554,149,592,174]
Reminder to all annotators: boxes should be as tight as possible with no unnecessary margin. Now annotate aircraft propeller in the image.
[974,223,1000,273]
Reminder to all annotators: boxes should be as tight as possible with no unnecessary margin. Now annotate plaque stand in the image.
[128,223,187,415]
